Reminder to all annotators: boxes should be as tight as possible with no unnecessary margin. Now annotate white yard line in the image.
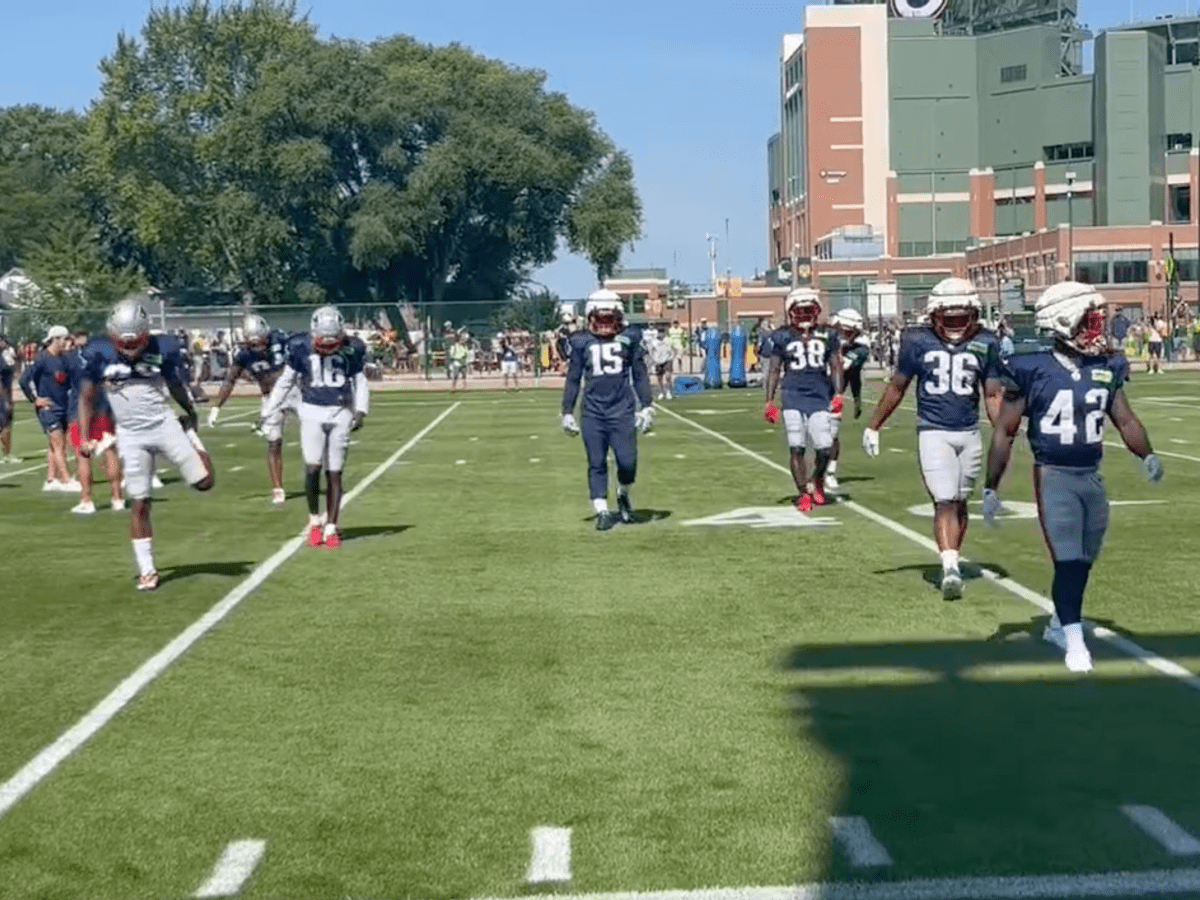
[0,462,47,481]
[527,826,572,884]
[1120,806,1200,856]
[659,406,1200,694]
[829,816,893,868]
[0,402,460,821]
[462,869,1200,900]
[1104,441,1200,464]
[194,839,267,897]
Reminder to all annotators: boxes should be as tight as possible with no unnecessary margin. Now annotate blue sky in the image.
[0,0,1193,299]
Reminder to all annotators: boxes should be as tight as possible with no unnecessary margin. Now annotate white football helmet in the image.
[242,314,270,350]
[107,295,152,358]
[1035,281,1106,355]
[832,308,864,337]
[785,288,822,330]
[310,305,345,354]
[926,277,981,343]
[585,289,624,337]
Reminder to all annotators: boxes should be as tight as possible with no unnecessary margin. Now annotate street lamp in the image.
[1065,171,1076,282]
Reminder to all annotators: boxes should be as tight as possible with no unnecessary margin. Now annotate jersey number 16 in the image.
[308,354,346,387]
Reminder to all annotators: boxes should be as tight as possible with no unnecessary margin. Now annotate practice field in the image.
[2,372,1200,900]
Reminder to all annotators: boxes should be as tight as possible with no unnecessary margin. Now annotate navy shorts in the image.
[0,400,10,431]
[37,406,67,434]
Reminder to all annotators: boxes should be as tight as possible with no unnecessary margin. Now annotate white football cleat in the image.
[151,474,164,489]
[65,479,81,492]
[825,472,840,491]
[71,500,96,515]
[42,481,58,493]
[111,498,126,511]
[666,391,673,400]
[941,569,963,601]
[1065,647,1093,673]
[271,488,286,505]
[1042,615,1067,650]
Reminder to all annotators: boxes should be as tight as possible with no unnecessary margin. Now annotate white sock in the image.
[308,514,322,528]
[132,538,155,576]
[1063,622,1086,652]
[592,497,608,515]
[827,459,839,474]
[323,522,338,537]
[940,549,960,573]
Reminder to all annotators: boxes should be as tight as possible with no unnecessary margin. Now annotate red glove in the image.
[830,395,844,415]
[764,401,780,424]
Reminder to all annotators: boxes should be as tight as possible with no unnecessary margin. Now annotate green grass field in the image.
[3,370,1200,900]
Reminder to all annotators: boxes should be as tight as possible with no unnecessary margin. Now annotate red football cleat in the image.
[307,526,323,547]
[797,493,813,513]
[830,395,844,415]
[324,531,342,549]
[764,402,780,424]
[812,486,827,506]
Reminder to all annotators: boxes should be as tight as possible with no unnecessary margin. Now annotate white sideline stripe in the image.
[1105,440,1200,464]
[660,407,1200,693]
[527,826,572,884]
[194,839,267,897]
[829,816,893,867]
[0,463,46,481]
[463,869,1200,900]
[0,402,460,821]
[1120,805,1200,856]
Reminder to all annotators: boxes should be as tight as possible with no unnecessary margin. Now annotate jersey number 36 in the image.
[923,350,976,396]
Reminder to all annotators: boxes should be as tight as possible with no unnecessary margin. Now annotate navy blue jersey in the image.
[502,346,518,363]
[234,330,290,382]
[19,351,71,412]
[897,326,1001,431]
[81,333,187,429]
[1003,350,1127,470]
[284,334,367,407]
[0,352,13,396]
[768,326,839,414]
[562,327,653,420]
[66,349,113,421]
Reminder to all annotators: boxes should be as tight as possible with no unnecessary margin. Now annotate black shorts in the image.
[1149,342,1163,358]
[0,400,10,430]
[654,361,673,377]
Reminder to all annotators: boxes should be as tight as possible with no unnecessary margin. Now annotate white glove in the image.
[862,428,880,458]
[982,488,1002,526]
[1143,453,1164,483]
[207,406,220,428]
[636,406,655,434]
[561,413,579,435]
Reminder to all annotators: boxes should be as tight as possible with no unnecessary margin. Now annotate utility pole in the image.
[706,233,719,293]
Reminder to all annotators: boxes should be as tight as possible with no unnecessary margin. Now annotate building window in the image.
[1168,133,1193,151]
[898,241,934,257]
[1000,64,1027,84]
[1170,185,1191,223]
[1074,261,1109,284]
[628,294,647,314]
[1044,142,1094,162]
[1112,259,1148,283]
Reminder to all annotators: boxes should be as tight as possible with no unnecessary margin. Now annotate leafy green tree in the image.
[490,289,561,334]
[0,105,89,273]
[568,151,643,284]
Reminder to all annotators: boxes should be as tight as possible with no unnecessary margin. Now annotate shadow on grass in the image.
[579,509,673,525]
[339,524,413,542]
[158,559,255,586]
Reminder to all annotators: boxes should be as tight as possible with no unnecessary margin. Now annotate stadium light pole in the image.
[1066,170,1076,282]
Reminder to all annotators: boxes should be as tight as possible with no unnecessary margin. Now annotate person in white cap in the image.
[19,325,77,492]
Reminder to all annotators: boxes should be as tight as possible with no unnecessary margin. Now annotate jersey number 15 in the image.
[588,343,625,376]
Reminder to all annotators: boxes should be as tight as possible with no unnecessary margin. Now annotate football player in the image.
[984,282,1162,673]
[262,306,368,548]
[66,328,123,514]
[763,288,843,512]
[826,308,871,491]
[208,314,297,504]
[0,334,17,464]
[78,297,215,590]
[561,289,654,531]
[20,325,77,492]
[862,277,1003,600]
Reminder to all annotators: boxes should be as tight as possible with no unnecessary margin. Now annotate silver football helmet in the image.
[585,289,624,337]
[242,314,271,350]
[926,277,982,343]
[310,305,345,354]
[107,295,151,358]
[1035,281,1106,355]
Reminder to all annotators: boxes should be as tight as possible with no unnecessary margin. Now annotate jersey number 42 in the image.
[1040,388,1107,444]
